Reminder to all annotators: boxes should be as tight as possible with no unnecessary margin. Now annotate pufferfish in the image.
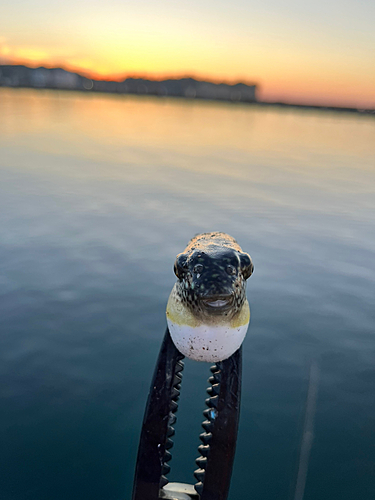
[166,232,254,362]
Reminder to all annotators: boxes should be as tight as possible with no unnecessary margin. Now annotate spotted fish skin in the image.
[166,232,254,362]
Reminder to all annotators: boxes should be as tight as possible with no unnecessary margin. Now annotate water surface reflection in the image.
[0,89,374,500]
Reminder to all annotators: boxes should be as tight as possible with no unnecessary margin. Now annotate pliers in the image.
[131,328,242,500]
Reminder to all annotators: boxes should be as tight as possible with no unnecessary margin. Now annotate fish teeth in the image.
[206,299,228,307]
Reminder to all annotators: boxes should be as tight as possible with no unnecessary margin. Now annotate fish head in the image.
[174,246,253,318]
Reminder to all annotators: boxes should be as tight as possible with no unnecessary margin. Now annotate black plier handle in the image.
[132,328,242,500]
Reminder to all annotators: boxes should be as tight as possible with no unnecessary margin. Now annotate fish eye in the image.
[194,264,203,273]
[226,265,236,275]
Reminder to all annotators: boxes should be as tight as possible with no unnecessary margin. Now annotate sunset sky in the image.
[1,0,375,107]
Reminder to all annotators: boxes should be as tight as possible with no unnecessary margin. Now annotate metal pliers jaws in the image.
[132,328,242,500]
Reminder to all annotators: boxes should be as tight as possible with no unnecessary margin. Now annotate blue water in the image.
[0,88,374,500]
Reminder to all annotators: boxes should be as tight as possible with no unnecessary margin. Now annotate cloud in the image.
[0,38,51,65]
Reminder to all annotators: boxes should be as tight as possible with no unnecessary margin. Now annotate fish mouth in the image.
[200,295,234,313]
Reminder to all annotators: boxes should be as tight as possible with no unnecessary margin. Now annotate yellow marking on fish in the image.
[230,299,250,328]
[166,285,200,327]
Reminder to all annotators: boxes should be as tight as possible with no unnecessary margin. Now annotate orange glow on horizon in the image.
[6,57,259,88]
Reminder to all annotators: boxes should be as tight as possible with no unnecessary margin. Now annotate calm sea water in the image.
[0,88,374,500]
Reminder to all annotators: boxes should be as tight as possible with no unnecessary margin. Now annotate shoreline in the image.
[1,81,374,116]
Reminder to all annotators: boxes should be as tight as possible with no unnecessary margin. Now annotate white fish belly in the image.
[167,319,249,362]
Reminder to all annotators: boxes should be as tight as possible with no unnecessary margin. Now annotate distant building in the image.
[0,64,258,103]
[30,68,79,89]
[119,77,257,102]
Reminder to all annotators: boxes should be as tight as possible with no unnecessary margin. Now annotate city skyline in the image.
[1,0,375,108]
